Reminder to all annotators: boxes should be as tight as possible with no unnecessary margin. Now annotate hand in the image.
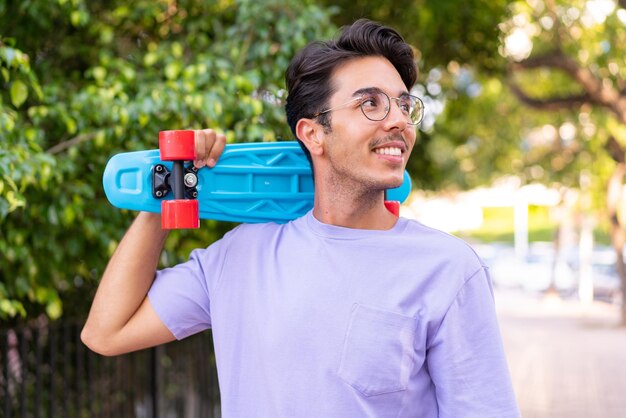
[194,129,226,169]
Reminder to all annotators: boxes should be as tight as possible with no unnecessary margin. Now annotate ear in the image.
[296,118,325,157]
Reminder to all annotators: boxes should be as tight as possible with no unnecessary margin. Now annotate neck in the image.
[312,175,398,230]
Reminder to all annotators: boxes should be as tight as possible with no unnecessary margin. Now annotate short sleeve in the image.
[148,229,234,340]
[426,267,520,418]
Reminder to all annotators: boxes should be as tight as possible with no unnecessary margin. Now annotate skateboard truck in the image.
[157,130,200,229]
[152,164,198,199]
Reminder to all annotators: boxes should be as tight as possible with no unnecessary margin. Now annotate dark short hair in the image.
[284,19,417,165]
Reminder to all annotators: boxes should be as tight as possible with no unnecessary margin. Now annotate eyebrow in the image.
[352,86,411,98]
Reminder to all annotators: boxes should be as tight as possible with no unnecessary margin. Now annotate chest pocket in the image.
[337,304,417,397]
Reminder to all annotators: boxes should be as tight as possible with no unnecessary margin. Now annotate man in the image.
[82,19,520,417]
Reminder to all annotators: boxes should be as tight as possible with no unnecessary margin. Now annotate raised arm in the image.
[81,212,173,355]
[81,129,225,356]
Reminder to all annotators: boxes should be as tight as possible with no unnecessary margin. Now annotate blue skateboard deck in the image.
[103,141,412,223]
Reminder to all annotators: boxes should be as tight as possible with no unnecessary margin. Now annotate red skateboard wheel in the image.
[161,199,199,229]
[384,200,400,217]
[159,130,196,161]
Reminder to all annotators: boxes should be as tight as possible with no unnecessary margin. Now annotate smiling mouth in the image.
[374,147,403,156]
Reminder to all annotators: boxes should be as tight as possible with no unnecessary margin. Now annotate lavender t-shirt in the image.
[149,211,520,418]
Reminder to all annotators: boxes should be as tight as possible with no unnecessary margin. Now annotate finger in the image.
[193,130,206,168]
[206,133,226,167]
[194,129,215,168]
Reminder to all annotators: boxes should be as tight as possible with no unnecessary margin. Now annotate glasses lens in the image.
[410,97,424,125]
[360,92,388,121]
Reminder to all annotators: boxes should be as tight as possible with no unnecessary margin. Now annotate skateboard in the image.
[103,130,412,229]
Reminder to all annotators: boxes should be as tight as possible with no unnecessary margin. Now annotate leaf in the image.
[46,298,63,320]
[65,117,77,135]
[0,299,17,317]
[92,66,107,81]
[165,62,181,80]
[144,52,158,67]
[70,11,82,27]
[10,80,28,108]
[172,42,183,58]
[6,191,25,212]
[138,113,150,127]
[3,47,16,66]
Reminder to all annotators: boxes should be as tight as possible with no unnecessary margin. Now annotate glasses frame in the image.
[313,90,425,126]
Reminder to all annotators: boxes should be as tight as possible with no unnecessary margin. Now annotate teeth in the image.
[375,147,402,156]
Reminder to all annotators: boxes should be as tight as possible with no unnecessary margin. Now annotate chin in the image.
[387,180,403,190]
[389,171,406,187]
[377,174,404,190]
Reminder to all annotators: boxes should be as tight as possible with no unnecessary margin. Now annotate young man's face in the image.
[320,56,417,193]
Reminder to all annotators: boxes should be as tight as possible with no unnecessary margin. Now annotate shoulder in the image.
[398,217,485,271]
[226,219,289,240]
[214,218,299,253]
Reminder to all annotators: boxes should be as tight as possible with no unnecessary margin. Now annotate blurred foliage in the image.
[4,0,626,322]
[498,0,626,233]
[0,0,335,323]
[322,0,509,73]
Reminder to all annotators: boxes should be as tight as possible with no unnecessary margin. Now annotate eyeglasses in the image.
[314,90,425,125]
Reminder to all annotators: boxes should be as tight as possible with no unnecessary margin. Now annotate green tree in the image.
[499,0,626,323]
[323,0,509,72]
[0,0,336,323]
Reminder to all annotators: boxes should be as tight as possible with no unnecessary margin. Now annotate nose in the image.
[382,99,409,132]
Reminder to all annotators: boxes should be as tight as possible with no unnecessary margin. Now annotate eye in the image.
[398,98,412,114]
[360,95,380,109]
